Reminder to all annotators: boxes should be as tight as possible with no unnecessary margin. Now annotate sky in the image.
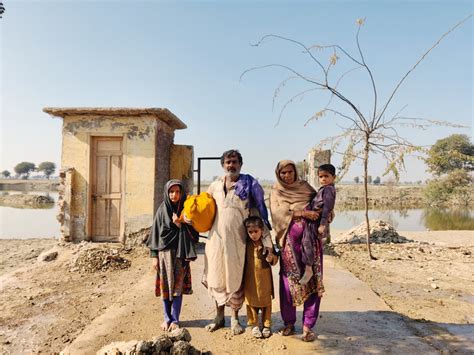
[1,0,472,182]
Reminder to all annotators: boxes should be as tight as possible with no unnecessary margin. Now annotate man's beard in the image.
[225,168,241,179]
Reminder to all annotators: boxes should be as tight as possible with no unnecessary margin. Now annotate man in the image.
[203,149,272,335]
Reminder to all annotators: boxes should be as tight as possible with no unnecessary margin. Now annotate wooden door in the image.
[90,137,123,242]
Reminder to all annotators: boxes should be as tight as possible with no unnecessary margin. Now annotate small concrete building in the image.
[44,107,193,243]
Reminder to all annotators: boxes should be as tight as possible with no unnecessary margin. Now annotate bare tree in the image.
[241,15,472,259]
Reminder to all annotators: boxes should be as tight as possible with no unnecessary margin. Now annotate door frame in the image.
[87,134,127,242]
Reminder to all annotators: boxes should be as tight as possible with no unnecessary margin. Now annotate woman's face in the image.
[168,185,181,203]
[279,165,296,185]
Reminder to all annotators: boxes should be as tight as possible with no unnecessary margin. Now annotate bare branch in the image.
[272,76,298,112]
[240,64,325,87]
[377,13,473,122]
[276,87,324,127]
[251,34,327,75]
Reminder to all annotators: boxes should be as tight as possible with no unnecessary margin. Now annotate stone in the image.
[431,283,439,290]
[169,328,192,343]
[152,335,173,353]
[171,340,190,355]
[37,250,58,262]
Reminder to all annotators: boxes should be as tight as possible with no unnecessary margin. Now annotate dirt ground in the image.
[0,231,473,354]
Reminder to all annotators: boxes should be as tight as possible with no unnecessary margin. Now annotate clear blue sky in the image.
[1,0,472,181]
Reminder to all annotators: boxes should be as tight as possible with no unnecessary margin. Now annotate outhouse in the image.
[43,107,193,243]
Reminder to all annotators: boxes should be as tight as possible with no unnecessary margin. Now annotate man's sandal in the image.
[278,324,295,336]
[302,329,316,342]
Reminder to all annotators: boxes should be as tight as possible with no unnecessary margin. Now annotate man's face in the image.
[223,155,241,178]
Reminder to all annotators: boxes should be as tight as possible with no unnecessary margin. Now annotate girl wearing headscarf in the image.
[269,160,326,342]
[146,180,200,332]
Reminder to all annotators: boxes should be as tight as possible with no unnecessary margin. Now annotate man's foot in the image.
[205,316,225,332]
[160,321,169,331]
[231,318,244,335]
[168,322,179,331]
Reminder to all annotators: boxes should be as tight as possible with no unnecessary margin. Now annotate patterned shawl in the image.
[269,160,316,248]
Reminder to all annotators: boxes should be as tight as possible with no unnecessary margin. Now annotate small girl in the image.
[146,180,200,332]
[243,216,278,338]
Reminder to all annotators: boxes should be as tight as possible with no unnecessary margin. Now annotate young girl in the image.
[146,180,200,332]
[243,216,278,338]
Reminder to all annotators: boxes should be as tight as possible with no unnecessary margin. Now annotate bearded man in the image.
[202,149,272,335]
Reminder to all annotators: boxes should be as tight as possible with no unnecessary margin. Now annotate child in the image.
[243,216,278,339]
[299,164,336,285]
[146,180,200,332]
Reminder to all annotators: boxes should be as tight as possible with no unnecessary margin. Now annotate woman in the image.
[146,180,200,332]
[269,160,326,342]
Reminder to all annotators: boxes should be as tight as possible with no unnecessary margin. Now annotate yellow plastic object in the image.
[180,192,216,232]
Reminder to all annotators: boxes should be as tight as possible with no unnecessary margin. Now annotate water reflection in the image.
[332,208,474,231]
[423,208,474,230]
[0,191,60,238]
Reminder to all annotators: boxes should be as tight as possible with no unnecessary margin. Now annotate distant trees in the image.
[353,176,360,184]
[425,134,474,176]
[1,170,10,178]
[373,176,381,185]
[38,162,56,179]
[424,135,473,206]
[14,162,36,179]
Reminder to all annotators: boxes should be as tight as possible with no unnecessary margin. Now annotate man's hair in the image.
[318,163,336,176]
[244,216,264,230]
[220,149,243,166]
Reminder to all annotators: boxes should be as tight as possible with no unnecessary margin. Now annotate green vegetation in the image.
[424,135,473,207]
[38,161,56,179]
[1,170,10,178]
[14,162,36,179]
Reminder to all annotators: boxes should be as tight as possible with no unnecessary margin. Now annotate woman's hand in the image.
[152,257,159,271]
[172,213,181,227]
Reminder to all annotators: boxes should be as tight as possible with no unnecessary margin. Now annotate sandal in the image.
[261,327,272,338]
[302,329,316,342]
[252,326,262,338]
[278,324,295,336]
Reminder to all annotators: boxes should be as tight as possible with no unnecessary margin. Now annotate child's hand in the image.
[152,257,159,271]
[318,224,326,235]
[183,213,193,225]
[172,213,181,227]
[265,251,274,263]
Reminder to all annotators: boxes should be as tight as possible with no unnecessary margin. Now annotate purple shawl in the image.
[234,174,271,230]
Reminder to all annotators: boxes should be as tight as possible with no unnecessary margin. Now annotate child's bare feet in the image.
[205,315,225,332]
[160,321,169,331]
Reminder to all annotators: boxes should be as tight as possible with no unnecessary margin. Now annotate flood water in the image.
[0,191,473,238]
[0,191,60,239]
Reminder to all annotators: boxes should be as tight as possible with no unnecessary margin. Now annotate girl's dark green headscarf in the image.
[146,180,199,260]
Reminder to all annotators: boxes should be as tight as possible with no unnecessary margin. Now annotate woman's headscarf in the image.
[270,160,316,247]
[147,180,199,259]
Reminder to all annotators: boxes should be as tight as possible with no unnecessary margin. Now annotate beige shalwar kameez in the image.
[203,177,272,308]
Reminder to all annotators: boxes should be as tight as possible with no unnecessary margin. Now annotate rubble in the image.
[336,220,413,244]
[96,328,210,355]
[69,244,131,273]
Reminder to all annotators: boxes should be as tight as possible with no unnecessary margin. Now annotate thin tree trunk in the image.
[363,137,375,260]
